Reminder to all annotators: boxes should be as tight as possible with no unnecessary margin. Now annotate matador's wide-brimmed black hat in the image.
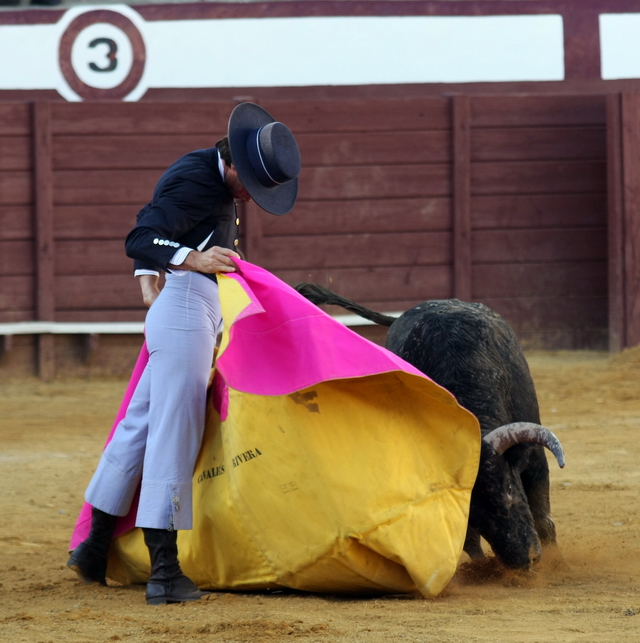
[228,102,301,215]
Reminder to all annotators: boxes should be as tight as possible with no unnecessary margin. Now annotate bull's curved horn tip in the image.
[484,421,565,469]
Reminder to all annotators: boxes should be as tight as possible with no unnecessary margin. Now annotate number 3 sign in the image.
[58,8,146,101]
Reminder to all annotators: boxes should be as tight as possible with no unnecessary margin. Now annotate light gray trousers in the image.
[85,272,222,530]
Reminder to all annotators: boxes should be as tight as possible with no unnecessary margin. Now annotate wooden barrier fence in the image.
[2,94,639,377]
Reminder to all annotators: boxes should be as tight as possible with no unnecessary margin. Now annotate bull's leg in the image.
[463,526,485,560]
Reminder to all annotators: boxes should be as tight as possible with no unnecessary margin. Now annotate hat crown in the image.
[257,122,301,185]
[247,121,301,189]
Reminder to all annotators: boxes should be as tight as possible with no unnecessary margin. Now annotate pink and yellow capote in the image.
[71,260,480,598]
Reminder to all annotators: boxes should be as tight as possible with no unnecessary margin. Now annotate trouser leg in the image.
[136,272,220,530]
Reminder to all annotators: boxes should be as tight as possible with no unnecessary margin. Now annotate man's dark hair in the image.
[216,137,233,168]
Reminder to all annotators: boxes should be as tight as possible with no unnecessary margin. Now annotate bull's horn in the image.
[483,422,565,468]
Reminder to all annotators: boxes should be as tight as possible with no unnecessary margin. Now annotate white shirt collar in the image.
[217,150,226,183]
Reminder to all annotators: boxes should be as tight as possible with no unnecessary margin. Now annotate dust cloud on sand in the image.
[1,350,639,642]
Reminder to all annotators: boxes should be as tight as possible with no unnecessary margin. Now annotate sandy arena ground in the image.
[1,349,639,642]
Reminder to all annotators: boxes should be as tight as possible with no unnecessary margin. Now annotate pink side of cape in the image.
[215,259,426,395]
[70,260,428,549]
[69,343,149,549]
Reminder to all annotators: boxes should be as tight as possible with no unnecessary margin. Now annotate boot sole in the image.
[66,558,106,586]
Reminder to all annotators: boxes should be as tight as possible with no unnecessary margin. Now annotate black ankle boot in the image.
[67,507,117,585]
[142,528,210,605]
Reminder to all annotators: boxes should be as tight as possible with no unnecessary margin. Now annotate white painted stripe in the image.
[0,25,63,89]
[0,322,145,335]
[0,313,402,335]
[330,313,402,327]
[0,10,564,99]
[600,13,640,80]
[144,15,564,87]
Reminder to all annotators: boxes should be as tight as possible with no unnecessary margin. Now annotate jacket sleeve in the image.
[125,156,228,271]
[129,204,162,274]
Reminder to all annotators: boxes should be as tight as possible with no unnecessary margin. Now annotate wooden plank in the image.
[137,82,640,103]
[127,1,628,24]
[53,134,216,170]
[472,194,607,229]
[607,93,625,352]
[0,310,38,324]
[260,231,451,271]
[53,130,452,169]
[54,164,451,204]
[453,95,471,301]
[54,169,160,205]
[55,205,137,239]
[261,98,451,133]
[472,228,607,263]
[0,171,31,205]
[55,240,133,275]
[0,206,33,241]
[52,102,234,135]
[0,103,31,135]
[33,103,55,320]
[563,9,601,82]
[296,130,451,166]
[470,95,607,128]
[51,119,605,169]
[0,136,31,170]
[265,197,452,236]
[0,239,33,275]
[298,164,451,200]
[471,160,606,195]
[621,93,640,348]
[473,262,607,298]
[33,102,55,380]
[55,274,144,310]
[275,264,451,308]
[471,127,606,162]
[0,276,34,313]
[482,296,608,331]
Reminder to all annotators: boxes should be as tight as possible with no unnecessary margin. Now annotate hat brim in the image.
[228,103,298,216]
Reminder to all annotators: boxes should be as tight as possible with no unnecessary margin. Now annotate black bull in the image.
[295,284,565,569]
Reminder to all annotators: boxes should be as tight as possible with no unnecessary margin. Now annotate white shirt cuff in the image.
[134,269,160,277]
[170,246,192,266]
[167,246,193,276]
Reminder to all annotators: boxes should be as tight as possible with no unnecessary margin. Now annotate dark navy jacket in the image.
[125,147,238,277]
